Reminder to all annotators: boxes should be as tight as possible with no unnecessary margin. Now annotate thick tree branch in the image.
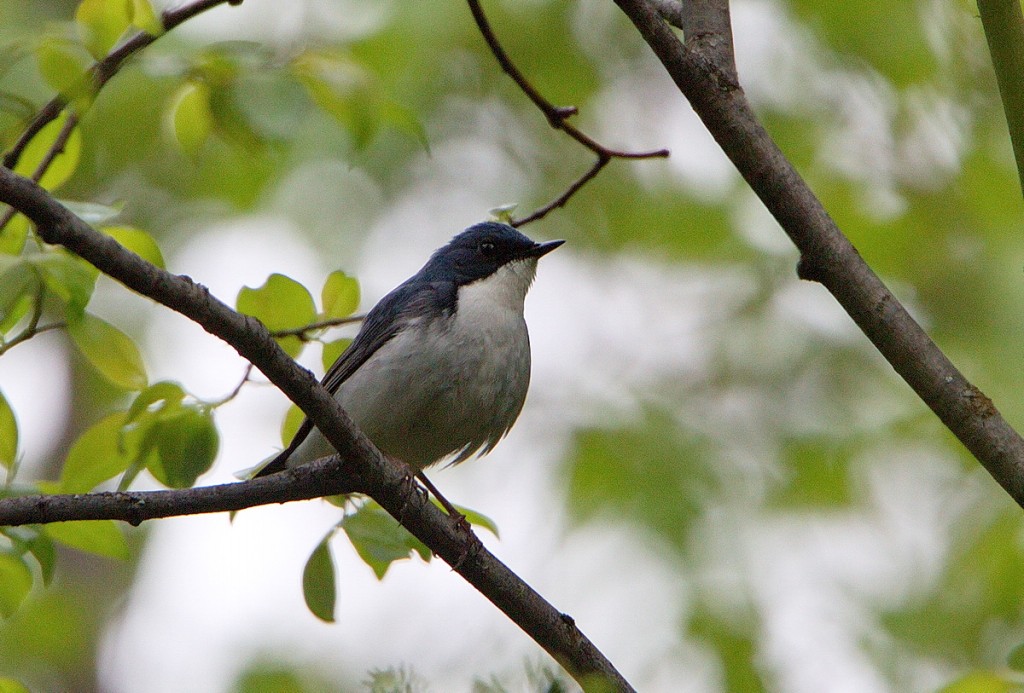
[0,168,633,692]
[612,0,1024,506]
[978,0,1024,198]
[466,0,668,227]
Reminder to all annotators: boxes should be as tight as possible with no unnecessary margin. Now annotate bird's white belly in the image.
[292,282,532,470]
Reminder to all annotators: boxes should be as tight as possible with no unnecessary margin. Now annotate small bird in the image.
[255,222,563,500]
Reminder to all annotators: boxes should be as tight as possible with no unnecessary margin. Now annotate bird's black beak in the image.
[527,239,565,259]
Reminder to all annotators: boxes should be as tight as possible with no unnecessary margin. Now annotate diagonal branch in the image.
[467,0,668,227]
[612,0,1024,506]
[0,167,634,692]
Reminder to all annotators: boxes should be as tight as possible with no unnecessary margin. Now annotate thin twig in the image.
[206,363,255,408]
[0,112,79,232]
[466,0,668,227]
[268,314,365,339]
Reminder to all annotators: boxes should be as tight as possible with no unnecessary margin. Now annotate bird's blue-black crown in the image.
[420,222,555,286]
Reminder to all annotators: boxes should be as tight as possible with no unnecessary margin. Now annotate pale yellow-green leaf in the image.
[45,520,130,560]
[0,554,32,617]
[13,111,82,192]
[129,0,163,36]
[67,313,148,390]
[0,389,18,470]
[168,81,214,157]
[101,225,166,269]
[321,270,360,319]
[75,0,131,59]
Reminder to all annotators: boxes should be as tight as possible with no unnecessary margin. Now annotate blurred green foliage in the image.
[0,0,1022,690]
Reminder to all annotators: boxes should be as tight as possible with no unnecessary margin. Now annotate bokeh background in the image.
[2,0,1024,691]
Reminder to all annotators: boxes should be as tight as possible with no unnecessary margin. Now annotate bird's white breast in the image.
[291,259,538,469]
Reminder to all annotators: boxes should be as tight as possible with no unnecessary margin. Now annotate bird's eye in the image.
[479,241,496,256]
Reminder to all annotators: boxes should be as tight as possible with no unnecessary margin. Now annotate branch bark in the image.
[612,0,1024,506]
[0,167,633,692]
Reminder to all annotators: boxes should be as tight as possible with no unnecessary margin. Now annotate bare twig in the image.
[267,314,365,339]
[0,166,634,692]
[0,112,79,232]
[466,0,668,227]
[612,0,1024,506]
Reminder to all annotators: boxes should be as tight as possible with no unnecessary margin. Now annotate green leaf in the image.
[75,0,132,59]
[30,251,97,319]
[0,554,32,618]
[320,338,351,372]
[168,81,214,157]
[34,37,93,104]
[0,214,29,255]
[44,520,129,560]
[12,110,83,191]
[0,263,37,333]
[445,503,499,538]
[1008,642,1024,672]
[129,0,163,36]
[937,671,1016,693]
[0,677,31,693]
[127,381,186,423]
[281,403,304,447]
[148,407,219,488]
[100,225,166,269]
[59,411,131,493]
[341,503,430,579]
[0,389,19,470]
[26,532,56,586]
[302,534,337,623]
[236,273,317,358]
[67,313,148,390]
[61,199,124,224]
[320,270,360,320]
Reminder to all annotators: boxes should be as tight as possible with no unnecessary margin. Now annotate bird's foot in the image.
[395,460,427,524]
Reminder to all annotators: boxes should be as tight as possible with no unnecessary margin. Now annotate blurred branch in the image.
[267,314,365,339]
[0,112,77,232]
[978,0,1024,198]
[0,167,634,693]
[1,0,237,172]
[612,0,1024,506]
[466,0,668,227]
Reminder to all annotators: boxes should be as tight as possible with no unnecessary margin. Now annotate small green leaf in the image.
[236,274,317,358]
[67,313,148,390]
[60,199,124,224]
[281,403,304,447]
[59,411,131,493]
[12,110,83,191]
[129,0,163,36]
[0,214,29,255]
[0,263,37,332]
[302,534,337,622]
[101,225,165,269]
[0,677,31,693]
[44,520,129,560]
[320,338,351,372]
[0,554,32,617]
[446,503,499,538]
[0,389,19,470]
[30,251,97,319]
[341,503,430,579]
[34,37,93,103]
[488,204,518,224]
[148,407,219,488]
[26,532,56,586]
[320,270,359,320]
[75,0,132,59]
[937,671,1015,693]
[127,381,186,423]
[168,81,214,157]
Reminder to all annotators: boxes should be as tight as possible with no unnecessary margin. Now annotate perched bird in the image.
[255,222,563,498]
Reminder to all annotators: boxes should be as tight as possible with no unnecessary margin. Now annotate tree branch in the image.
[611,0,1024,507]
[466,0,668,227]
[978,0,1024,198]
[0,167,634,692]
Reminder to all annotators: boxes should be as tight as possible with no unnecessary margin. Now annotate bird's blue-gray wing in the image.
[253,279,456,477]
